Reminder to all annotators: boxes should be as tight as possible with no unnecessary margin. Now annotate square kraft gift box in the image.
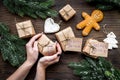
[16,20,36,38]
[59,4,76,21]
[55,27,75,51]
[55,27,83,52]
[83,39,108,58]
[37,34,56,56]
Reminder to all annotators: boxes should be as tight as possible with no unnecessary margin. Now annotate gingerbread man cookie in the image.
[76,10,104,36]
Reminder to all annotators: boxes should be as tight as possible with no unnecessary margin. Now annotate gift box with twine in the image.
[37,34,56,56]
[16,20,36,38]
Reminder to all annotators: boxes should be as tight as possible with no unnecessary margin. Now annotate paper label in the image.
[65,38,82,52]
[90,42,108,57]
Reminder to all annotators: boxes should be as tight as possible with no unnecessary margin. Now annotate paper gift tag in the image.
[44,18,60,33]
[89,41,108,57]
[65,38,83,52]
[83,39,108,58]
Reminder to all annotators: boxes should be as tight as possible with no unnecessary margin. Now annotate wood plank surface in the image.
[0,0,120,80]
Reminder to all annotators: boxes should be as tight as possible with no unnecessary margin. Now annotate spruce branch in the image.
[68,57,120,80]
[3,0,58,19]
[0,23,26,67]
[85,0,120,11]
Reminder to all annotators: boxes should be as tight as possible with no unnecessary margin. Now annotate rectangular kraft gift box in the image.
[59,4,76,21]
[16,20,36,38]
[55,27,75,51]
[37,34,56,56]
[83,39,108,58]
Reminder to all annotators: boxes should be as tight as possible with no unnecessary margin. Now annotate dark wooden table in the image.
[0,0,120,80]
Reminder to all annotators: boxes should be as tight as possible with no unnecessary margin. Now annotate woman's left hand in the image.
[26,33,42,65]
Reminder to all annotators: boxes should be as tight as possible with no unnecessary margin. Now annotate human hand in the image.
[37,42,62,69]
[26,33,42,66]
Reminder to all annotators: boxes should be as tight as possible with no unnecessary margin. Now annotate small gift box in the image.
[83,39,108,58]
[16,20,36,38]
[65,38,83,52]
[55,27,75,51]
[59,4,76,21]
[37,34,56,56]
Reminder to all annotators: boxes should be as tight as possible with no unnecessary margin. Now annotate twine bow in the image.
[61,31,71,42]
[63,8,72,17]
[18,23,31,36]
[38,40,50,53]
[88,42,96,54]
[15,18,31,36]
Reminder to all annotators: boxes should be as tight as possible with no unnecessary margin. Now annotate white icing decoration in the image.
[103,32,118,49]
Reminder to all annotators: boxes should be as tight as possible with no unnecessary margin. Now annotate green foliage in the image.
[85,0,120,10]
[68,57,120,80]
[0,23,26,67]
[3,0,58,19]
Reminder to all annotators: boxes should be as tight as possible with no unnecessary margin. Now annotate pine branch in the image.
[3,0,58,19]
[85,0,120,11]
[68,57,120,80]
[0,23,26,67]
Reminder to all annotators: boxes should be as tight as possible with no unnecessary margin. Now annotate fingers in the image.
[33,41,38,52]
[46,54,58,61]
[56,43,62,54]
[27,33,43,47]
[40,53,58,62]
[40,54,60,64]
[48,58,60,65]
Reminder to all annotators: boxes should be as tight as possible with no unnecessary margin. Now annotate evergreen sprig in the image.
[85,0,120,11]
[68,57,120,80]
[0,23,26,67]
[3,0,58,19]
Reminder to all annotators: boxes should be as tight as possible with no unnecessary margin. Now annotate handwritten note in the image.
[65,38,82,52]
[90,42,108,57]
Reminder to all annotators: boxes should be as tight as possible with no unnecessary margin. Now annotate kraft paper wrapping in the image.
[59,4,76,21]
[55,27,75,51]
[37,34,56,56]
[16,20,36,38]
[83,39,108,58]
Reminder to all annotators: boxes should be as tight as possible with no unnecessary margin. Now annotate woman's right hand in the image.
[37,42,62,69]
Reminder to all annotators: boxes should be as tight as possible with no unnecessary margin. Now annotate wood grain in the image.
[0,0,120,80]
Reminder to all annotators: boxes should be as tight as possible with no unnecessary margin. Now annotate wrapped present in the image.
[65,38,83,52]
[55,27,75,51]
[59,4,76,21]
[16,20,36,38]
[37,34,56,56]
[83,39,108,58]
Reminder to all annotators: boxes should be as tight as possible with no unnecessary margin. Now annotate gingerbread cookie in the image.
[76,10,104,36]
